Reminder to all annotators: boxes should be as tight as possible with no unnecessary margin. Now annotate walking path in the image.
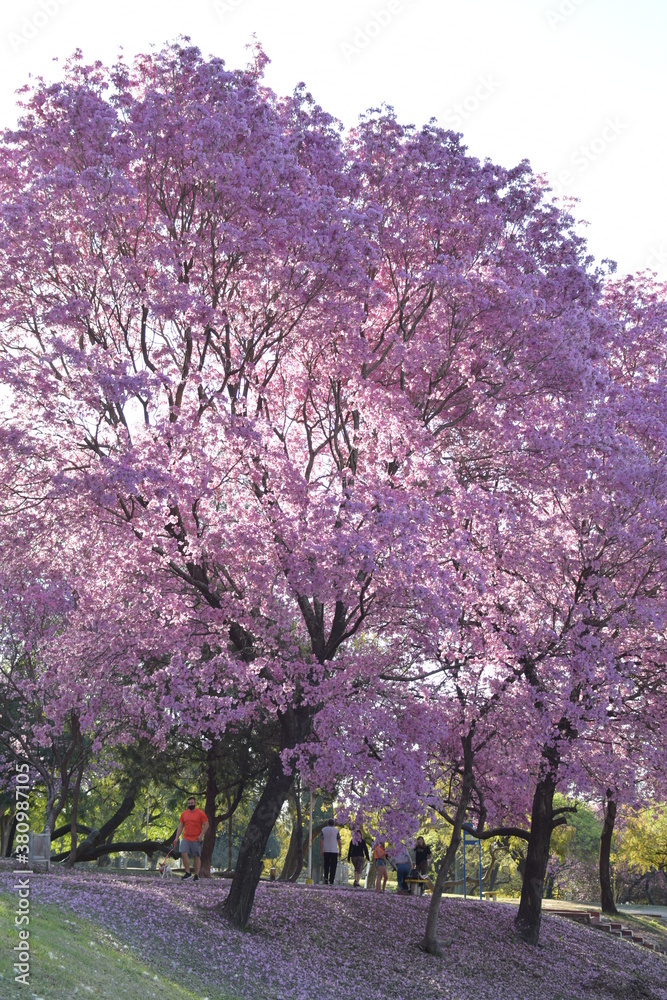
[619,904,667,920]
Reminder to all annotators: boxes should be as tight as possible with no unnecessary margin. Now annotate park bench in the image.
[404,878,432,896]
[483,891,498,901]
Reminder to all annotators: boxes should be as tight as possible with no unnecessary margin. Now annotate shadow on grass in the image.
[0,891,239,1000]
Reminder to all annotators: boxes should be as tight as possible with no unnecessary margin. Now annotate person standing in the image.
[374,840,388,893]
[320,818,341,885]
[390,843,412,892]
[414,836,434,891]
[173,796,209,882]
[347,829,370,888]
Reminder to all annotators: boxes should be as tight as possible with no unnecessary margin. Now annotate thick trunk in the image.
[223,705,311,927]
[64,763,85,869]
[200,753,219,878]
[1,810,16,857]
[289,788,303,882]
[227,812,233,872]
[43,779,68,836]
[5,814,17,857]
[515,774,556,945]
[219,784,245,871]
[646,877,655,905]
[51,822,91,840]
[71,779,140,863]
[222,755,294,927]
[279,785,304,882]
[422,738,474,956]
[51,834,177,863]
[599,793,618,915]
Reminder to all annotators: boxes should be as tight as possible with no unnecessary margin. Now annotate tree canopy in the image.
[0,42,666,946]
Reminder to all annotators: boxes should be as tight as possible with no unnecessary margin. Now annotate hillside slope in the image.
[1,872,665,1000]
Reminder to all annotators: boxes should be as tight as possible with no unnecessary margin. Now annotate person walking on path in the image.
[347,829,370,888]
[320,819,342,885]
[174,796,209,881]
[374,841,388,893]
[390,843,412,892]
[414,836,434,891]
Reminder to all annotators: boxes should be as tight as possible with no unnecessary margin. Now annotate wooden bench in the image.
[404,878,432,896]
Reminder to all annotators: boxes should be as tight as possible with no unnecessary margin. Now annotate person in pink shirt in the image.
[374,841,388,893]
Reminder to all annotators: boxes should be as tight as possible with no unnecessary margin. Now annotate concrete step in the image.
[555,907,666,957]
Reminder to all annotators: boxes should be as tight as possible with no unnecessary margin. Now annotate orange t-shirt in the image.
[374,845,386,861]
[180,808,208,841]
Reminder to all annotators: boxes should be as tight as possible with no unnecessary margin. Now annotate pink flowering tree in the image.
[0,532,149,843]
[1,41,666,940]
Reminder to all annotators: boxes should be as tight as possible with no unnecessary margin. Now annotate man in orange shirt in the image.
[173,796,209,881]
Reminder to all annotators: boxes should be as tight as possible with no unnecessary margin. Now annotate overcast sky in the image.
[2,0,665,280]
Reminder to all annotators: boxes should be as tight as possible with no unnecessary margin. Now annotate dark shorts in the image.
[351,856,365,875]
[179,838,202,857]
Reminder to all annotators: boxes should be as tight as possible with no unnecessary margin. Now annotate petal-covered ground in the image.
[2,871,666,1000]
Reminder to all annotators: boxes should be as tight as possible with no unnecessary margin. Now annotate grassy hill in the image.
[0,871,665,1000]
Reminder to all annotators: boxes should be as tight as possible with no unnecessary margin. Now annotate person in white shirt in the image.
[319,819,342,885]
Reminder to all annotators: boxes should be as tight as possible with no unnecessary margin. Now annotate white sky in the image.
[2,0,666,280]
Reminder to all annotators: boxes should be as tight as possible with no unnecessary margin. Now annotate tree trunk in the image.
[222,705,311,927]
[50,834,177,863]
[289,786,303,883]
[422,736,474,956]
[71,778,140,863]
[222,754,294,928]
[279,784,304,882]
[646,875,655,905]
[599,792,618,915]
[515,773,557,945]
[51,822,91,841]
[544,872,555,899]
[64,762,85,869]
[227,811,233,872]
[200,751,219,878]
[5,814,17,858]
[43,779,67,836]
[487,856,502,892]
[1,810,16,857]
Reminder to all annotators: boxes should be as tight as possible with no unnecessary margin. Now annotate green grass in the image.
[613,911,667,950]
[0,892,238,1000]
